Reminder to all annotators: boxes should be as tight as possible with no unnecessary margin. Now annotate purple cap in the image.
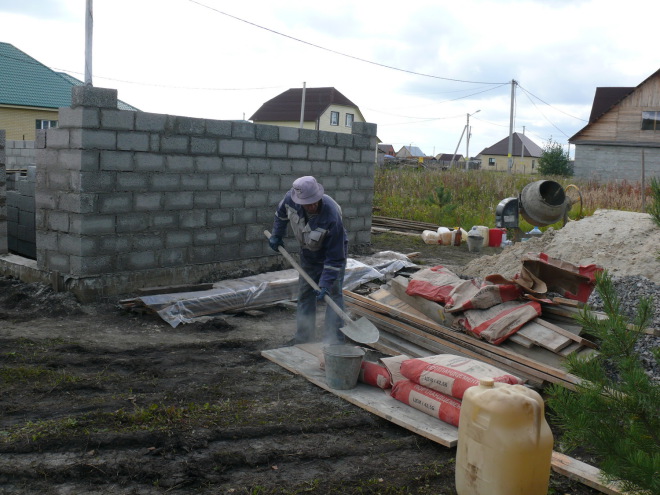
[290,176,324,205]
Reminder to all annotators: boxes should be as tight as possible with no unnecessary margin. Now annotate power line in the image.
[518,86,571,139]
[517,83,588,122]
[186,0,509,86]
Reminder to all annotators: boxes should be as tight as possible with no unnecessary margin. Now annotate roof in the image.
[396,145,426,157]
[0,41,138,111]
[436,153,463,161]
[250,87,358,122]
[478,132,542,157]
[378,144,395,154]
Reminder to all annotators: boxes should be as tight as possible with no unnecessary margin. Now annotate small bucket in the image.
[466,234,484,253]
[323,344,365,390]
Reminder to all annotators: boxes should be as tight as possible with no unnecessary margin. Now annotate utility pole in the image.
[299,82,306,128]
[85,0,93,86]
[507,80,517,173]
[465,109,480,171]
[450,125,467,168]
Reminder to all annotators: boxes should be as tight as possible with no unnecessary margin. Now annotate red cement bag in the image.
[457,300,542,345]
[444,279,522,313]
[390,379,462,427]
[399,354,523,399]
[358,361,392,389]
[405,266,464,304]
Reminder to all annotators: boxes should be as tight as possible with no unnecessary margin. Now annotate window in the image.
[330,111,339,126]
[36,120,58,129]
[488,158,496,166]
[641,111,660,130]
[345,113,354,127]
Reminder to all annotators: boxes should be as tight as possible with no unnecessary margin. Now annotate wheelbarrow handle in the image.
[264,230,352,327]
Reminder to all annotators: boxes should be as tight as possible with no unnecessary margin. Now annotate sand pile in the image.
[462,209,660,284]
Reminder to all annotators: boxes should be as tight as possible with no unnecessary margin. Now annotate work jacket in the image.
[272,192,348,288]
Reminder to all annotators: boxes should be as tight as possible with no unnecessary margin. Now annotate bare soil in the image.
[0,233,601,495]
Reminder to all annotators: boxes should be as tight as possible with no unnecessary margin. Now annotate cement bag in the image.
[457,300,542,345]
[521,253,602,303]
[390,379,462,427]
[399,354,523,399]
[405,266,464,304]
[359,361,391,389]
[444,279,522,313]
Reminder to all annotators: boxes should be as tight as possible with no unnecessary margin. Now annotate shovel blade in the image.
[340,316,379,344]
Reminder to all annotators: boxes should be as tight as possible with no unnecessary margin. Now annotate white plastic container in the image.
[455,379,553,495]
[437,227,452,245]
[421,230,442,244]
[472,225,489,247]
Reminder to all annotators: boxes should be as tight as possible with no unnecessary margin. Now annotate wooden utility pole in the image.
[85,0,93,86]
[507,80,516,173]
[299,82,306,128]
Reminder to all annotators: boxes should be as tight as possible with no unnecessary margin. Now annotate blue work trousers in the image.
[295,258,346,344]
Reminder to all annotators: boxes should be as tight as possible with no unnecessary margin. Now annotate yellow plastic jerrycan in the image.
[455,378,553,495]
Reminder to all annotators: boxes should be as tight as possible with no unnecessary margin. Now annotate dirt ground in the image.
[0,233,603,495]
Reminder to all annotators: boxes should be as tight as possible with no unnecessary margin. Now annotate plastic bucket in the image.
[466,234,483,253]
[488,228,505,247]
[323,344,365,390]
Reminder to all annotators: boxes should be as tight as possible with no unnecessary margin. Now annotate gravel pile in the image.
[587,275,660,383]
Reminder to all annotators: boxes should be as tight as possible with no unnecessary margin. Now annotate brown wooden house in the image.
[569,69,660,181]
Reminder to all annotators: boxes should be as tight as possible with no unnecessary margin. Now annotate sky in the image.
[1,0,658,159]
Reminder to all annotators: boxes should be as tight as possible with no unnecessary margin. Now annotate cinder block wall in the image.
[5,140,35,170]
[574,144,660,181]
[34,87,376,300]
[6,166,36,259]
[0,130,7,254]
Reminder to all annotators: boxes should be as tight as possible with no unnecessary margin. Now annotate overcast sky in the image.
[1,0,657,158]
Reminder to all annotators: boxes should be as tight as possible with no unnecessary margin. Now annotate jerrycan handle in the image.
[523,395,542,445]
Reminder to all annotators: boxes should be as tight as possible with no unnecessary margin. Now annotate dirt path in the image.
[0,236,601,494]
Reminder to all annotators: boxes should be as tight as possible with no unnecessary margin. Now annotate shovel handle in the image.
[264,230,352,326]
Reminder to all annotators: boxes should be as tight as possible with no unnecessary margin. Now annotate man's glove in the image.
[315,287,330,301]
[269,235,284,252]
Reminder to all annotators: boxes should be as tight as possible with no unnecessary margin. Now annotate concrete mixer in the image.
[495,180,582,241]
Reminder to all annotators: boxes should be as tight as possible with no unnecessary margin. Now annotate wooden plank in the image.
[137,283,214,296]
[509,333,535,348]
[261,345,458,447]
[551,452,628,495]
[517,320,573,352]
[536,318,599,349]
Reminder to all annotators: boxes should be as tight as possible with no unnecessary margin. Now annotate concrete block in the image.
[327,147,344,161]
[191,137,218,155]
[179,210,206,229]
[166,231,193,248]
[70,129,117,150]
[101,109,135,130]
[117,172,150,191]
[47,169,75,191]
[218,225,244,244]
[345,148,360,162]
[233,208,256,224]
[330,161,349,175]
[220,191,245,208]
[246,223,268,241]
[46,129,71,149]
[150,174,180,191]
[193,229,219,245]
[291,160,313,175]
[71,214,116,235]
[47,210,70,232]
[239,241,265,258]
[299,129,319,144]
[245,193,268,208]
[45,252,71,272]
[234,175,257,190]
[35,130,46,149]
[195,156,222,172]
[247,158,270,173]
[132,234,165,251]
[310,161,331,175]
[232,122,256,139]
[71,86,118,109]
[98,193,133,214]
[257,174,280,191]
[207,209,232,227]
[175,116,206,135]
[219,139,243,155]
[116,213,150,232]
[164,191,194,210]
[205,119,232,137]
[117,132,149,151]
[98,151,134,171]
[149,134,160,152]
[223,157,248,173]
[267,142,287,158]
[353,134,371,150]
[119,250,158,270]
[135,152,165,171]
[214,243,239,261]
[255,124,278,141]
[160,247,187,267]
[58,149,100,171]
[309,146,327,160]
[191,245,217,263]
[352,122,377,137]
[69,254,115,276]
[278,126,299,142]
[193,191,220,208]
[288,144,308,159]
[166,155,195,172]
[318,131,337,146]
[58,232,93,256]
[161,135,188,153]
[181,173,208,190]
[152,212,178,229]
[208,173,234,191]
[244,141,267,157]
[135,112,167,132]
[270,159,292,175]
[98,235,131,254]
[79,171,117,192]
[134,192,163,211]
[59,192,97,214]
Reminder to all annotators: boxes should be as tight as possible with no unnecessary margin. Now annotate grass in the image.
[374,168,653,232]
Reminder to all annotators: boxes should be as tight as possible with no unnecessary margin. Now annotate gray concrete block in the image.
[291,160,313,175]
[132,234,165,251]
[223,157,248,173]
[352,122,377,137]
[119,250,158,270]
[278,126,299,142]
[71,214,116,235]
[135,152,165,171]
[232,122,256,139]
[181,173,208,190]
[320,131,340,147]
[246,158,269,173]
[288,144,308,159]
[218,225,244,244]
[160,247,187,267]
[135,112,167,132]
[193,229,219,245]
[205,119,232,137]
[353,134,371,150]
[267,142,287,158]
[117,172,150,191]
[71,86,118,109]
[299,129,319,144]
[152,212,178,229]
[336,133,353,147]
[245,193,268,208]
[310,161,330,175]
[99,235,131,254]
[245,223,268,241]
[207,209,232,227]
[45,252,71,272]
[164,191,194,210]
[233,208,256,224]
[255,124,278,141]
[59,192,97,214]
[239,241,265,258]
[70,129,117,150]
[208,174,234,190]
[191,245,218,263]
[58,149,100,171]
[58,232,90,256]
[244,141,267,157]
[166,155,195,172]
[46,129,71,149]
[330,161,348,175]
[345,148,360,162]
[257,174,280,191]
[166,231,193,248]
[193,191,220,208]
[220,191,245,208]
[191,137,218,155]
[117,132,149,151]
[98,193,133,214]
[70,254,115,275]
[234,175,257,190]
[309,146,327,160]
[175,116,206,135]
[47,210,70,231]
[270,159,292,175]
[219,139,243,155]
[180,210,206,229]
[214,243,239,261]
[135,192,163,211]
[195,156,222,172]
[116,213,150,232]
[79,171,117,192]
[150,174,180,191]
[101,109,135,130]
[161,135,189,153]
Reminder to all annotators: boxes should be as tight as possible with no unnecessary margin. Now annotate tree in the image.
[546,271,659,494]
[538,138,573,176]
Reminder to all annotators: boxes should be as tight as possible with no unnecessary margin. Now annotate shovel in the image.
[264,230,379,344]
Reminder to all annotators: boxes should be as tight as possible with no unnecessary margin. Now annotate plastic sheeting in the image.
[138,255,416,328]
